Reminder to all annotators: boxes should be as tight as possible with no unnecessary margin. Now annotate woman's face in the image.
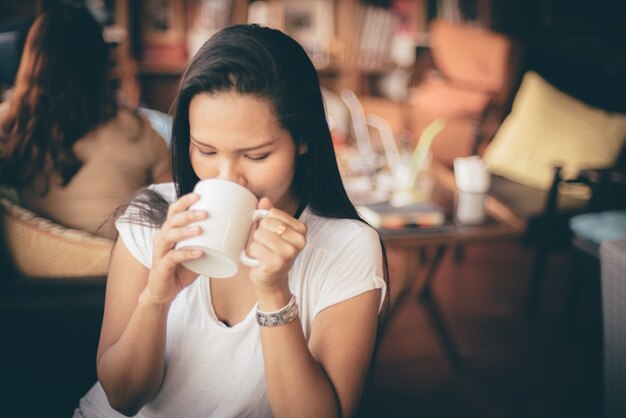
[188,92,305,214]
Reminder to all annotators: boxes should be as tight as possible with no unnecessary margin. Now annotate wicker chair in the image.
[0,198,113,278]
[0,198,111,415]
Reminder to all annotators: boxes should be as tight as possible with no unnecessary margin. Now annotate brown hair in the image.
[0,5,117,191]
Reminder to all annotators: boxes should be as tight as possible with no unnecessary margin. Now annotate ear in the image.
[297,142,309,155]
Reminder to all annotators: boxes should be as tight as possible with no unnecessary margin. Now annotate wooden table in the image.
[377,162,525,373]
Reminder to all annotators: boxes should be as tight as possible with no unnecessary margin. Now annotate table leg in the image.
[385,244,464,374]
[419,284,465,374]
[415,245,464,373]
[412,244,447,299]
[381,248,421,335]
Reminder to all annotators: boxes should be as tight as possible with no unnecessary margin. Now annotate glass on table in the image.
[336,146,390,205]
[454,190,487,225]
[453,155,491,225]
[389,150,435,207]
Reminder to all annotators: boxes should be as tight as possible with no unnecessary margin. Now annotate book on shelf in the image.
[356,200,446,229]
[140,0,187,66]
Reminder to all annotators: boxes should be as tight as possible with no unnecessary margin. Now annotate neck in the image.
[275,189,303,217]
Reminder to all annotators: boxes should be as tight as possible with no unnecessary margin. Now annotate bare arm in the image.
[96,240,168,416]
[249,201,382,417]
[96,193,206,415]
[259,289,381,418]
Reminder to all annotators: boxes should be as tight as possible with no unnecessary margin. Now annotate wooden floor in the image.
[358,238,603,418]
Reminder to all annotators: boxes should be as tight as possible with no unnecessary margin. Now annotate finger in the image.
[153,249,203,275]
[162,224,204,247]
[258,197,274,211]
[153,221,203,258]
[259,217,306,250]
[248,240,286,271]
[266,208,307,235]
[168,247,204,264]
[252,227,301,259]
[166,193,201,220]
[165,207,208,229]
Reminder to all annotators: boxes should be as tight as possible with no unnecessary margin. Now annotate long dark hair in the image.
[171,24,358,220]
[118,23,390,322]
[0,5,117,190]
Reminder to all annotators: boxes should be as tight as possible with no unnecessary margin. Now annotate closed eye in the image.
[245,153,270,161]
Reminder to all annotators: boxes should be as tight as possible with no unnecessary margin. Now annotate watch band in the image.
[256,294,299,327]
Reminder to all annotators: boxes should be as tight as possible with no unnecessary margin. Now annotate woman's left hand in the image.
[247,198,307,294]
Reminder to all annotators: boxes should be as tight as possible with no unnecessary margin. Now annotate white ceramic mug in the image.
[175,179,268,278]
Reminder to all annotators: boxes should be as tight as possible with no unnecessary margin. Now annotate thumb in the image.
[258,197,273,211]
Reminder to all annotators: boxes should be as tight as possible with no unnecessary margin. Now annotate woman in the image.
[75,24,387,417]
[0,5,170,239]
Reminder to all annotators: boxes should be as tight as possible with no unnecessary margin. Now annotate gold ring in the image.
[274,223,286,237]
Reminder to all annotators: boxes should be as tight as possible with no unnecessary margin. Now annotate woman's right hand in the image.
[141,192,207,307]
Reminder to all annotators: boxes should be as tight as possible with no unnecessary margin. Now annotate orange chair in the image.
[407,19,523,167]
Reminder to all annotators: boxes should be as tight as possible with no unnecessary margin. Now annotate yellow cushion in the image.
[483,71,626,190]
[0,199,114,278]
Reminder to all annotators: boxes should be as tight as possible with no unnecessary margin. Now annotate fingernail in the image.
[191,250,203,256]
[187,225,201,233]
[193,210,207,217]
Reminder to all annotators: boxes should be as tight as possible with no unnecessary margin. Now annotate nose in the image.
[216,159,245,186]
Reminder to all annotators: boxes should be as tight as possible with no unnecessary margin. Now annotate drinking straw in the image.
[408,118,445,186]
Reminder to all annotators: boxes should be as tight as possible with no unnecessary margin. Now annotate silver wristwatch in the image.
[256,294,299,327]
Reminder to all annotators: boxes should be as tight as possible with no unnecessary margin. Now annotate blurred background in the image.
[2,0,624,113]
[1,1,625,417]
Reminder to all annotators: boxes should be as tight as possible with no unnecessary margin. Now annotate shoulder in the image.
[147,182,177,203]
[114,182,176,268]
[294,209,386,320]
[117,182,176,225]
[300,208,381,259]
[101,108,162,142]
[0,99,10,124]
[114,108,143,127]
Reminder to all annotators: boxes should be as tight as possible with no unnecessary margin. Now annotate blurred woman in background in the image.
[0,5,170,239]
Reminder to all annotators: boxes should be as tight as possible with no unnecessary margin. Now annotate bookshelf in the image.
[2,0,492,111]
[98,0,496,110]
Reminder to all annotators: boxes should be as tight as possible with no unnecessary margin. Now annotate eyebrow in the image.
[189,136,277,152]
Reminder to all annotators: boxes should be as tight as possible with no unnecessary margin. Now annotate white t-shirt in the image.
[75,183,386,418]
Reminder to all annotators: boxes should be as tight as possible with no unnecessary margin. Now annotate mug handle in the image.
[240,209,269,267]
